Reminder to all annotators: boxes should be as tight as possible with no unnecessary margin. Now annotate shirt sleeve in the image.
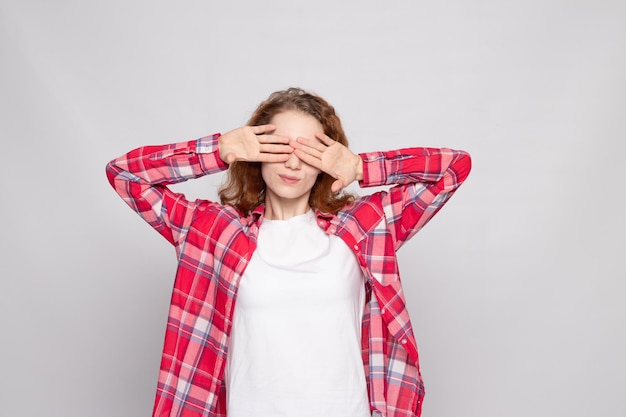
[105,134,227,246]
[358,147,472,250]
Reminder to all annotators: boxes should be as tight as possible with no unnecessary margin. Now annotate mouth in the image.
[279,174,300,184]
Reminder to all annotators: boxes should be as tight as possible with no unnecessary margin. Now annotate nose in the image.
[284,152,302,170]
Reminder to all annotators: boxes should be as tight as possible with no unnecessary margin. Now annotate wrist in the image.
[217,133,233,164]
[354,156,364,181]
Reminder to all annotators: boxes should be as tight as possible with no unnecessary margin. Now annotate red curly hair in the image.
[218,88,356,215]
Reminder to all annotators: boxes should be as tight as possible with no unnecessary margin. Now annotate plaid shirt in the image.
[106,134,471,417]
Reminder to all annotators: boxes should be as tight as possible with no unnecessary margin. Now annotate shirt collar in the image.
[246,205,336,226]
[245,205,264,226]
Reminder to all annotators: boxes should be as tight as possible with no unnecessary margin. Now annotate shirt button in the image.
[381,308,386,314]
[353,244,359,250]
[401,339,407,345]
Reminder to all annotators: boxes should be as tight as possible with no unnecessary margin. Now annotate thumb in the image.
[331,179,345,193]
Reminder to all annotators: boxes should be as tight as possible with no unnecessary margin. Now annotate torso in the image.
[225,210,370,417]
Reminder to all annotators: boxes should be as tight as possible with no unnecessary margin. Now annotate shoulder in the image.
[189,199,253,230]
[336,192,386,229]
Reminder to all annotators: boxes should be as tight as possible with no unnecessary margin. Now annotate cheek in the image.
[304,164,322,177]
[260,163,274,183]
[305,169,321,185]
[307,172,322,190]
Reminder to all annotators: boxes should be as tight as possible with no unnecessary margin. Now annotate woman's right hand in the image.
[218,124,293,164]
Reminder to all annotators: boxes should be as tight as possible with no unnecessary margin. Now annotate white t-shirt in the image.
[225,210,370,417]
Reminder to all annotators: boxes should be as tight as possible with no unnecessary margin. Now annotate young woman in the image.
[106,88,471,417]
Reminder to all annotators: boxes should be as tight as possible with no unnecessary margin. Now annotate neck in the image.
[264,196,312,220]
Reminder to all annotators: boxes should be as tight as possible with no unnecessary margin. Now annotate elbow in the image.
[105,160,118,187]
[455,150,472,184]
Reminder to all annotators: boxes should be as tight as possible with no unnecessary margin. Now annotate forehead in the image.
[269,111,323,138]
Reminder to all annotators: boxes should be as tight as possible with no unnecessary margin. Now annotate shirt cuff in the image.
[358,151,389,187]
[196,133,228,172]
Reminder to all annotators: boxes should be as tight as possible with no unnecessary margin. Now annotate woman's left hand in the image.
[291,133,363,192]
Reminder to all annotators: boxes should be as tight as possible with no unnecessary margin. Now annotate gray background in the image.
[1,1,625,416]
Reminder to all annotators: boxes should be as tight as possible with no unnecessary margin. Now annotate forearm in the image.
[106,134,227,189]
[105,134,227,244]
[358,147,471,193]
[358,147,472,247]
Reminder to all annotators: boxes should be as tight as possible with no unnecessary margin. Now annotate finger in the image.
[258,134,290,144]
[293,149,324,170]
[250,124,276,134]
[259,143,294,154]
[331,179,345,193]
[223,153,237,164]
[257,153,291,163]
[315,132,336,146]
[295,137,326,154]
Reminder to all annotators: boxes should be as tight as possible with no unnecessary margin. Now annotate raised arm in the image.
[291,135,471,249]
[360,146,472,249]
[106,126,294,245]
[105,134,228,245]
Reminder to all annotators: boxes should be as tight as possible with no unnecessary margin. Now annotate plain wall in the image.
[1,1,625,416]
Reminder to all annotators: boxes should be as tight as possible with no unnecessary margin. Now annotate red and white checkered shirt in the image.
[106,134,471,417]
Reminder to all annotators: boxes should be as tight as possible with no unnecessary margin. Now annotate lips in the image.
[279,174,300,184]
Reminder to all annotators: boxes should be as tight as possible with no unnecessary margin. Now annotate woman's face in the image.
[261,110,323,208]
